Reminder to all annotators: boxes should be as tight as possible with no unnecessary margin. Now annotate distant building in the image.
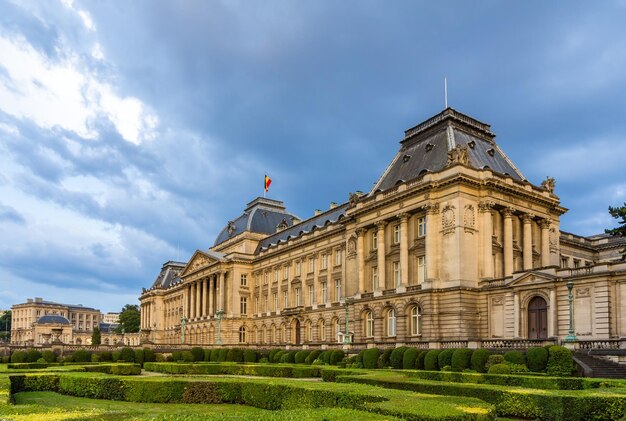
[137,108,626,348]
[102,312,120,324]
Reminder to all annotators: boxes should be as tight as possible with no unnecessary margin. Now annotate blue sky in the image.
[1,1,625,313]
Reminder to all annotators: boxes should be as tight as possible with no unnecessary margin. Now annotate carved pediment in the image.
[180,250,219,277]
[509,271,557,287]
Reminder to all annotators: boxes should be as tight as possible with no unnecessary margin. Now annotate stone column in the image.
[540,219,551,267]
[479,202,494,279]
[549,288,556,337]
[356,228,365,293]
[376,221,387,290]
[503,207,514,277]
[218,271,225,311]
[190,282,196,319]
[513,291,520,337]
[208,275,215,316]
[195,281,201,319]
[202,278,208,317]
[522,214,534,271]
[186,285,191,319]
[398,213,409,286]
[425,203,439,282]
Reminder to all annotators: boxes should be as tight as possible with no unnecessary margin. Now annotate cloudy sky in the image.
[1,1,625,313]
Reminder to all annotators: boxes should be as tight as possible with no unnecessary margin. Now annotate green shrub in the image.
[424,350,440,371]
[191,347,204,362]
[73,349,91,363]
[451,349,473,372]
[181,351,194,362]
[470,348,490,373]
[210,349,220,362]
[11,351,27,363]
[415,350,428,370]
[287,350,298,364]
[26,349,42,362]
[91,354,100,363]
[273,351,286,363]
[320,351,331,365]
[377,349,393,368]
[547,346,573,377]
[226,348,244,362]
[488,363,511,375]
[269,349,281,363]
[42,350,57,363]
[99,351,112,362]
[508,363,530,374]
[526,347,549,372]
[2,355,10,363]
[295,350,310,364]
[362,348,380,369]
[119,347,135,363]
[259,357,269,363]
[134,349,145,366]
[437,349,454,369]
[485,354,505,371]
[330,350,345,366]
[403,348,418,369]
[389,347,408,369]
[155,353,167,363]
[305,350,321,364]
[144,348,156,363]
[218,349,228,362]
[504,350,525,365]
[171,351,182,362]
[243,349,257,363]
[356,350,365,365]
[63,354,74,363]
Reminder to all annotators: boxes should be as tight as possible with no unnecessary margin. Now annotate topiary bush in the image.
[508,363,530,374]
[119,347,135,363]
[144,348,156,363]
[181,351,194,362]
[547,345,573,377]
[451,349,473,372]
[295,350,310,364]
[134,349,145,366]
[27,349,42,362]
[424,350,440,371]
[362,348,380,369]
[504,350,525,365]
[320,351,332,365]
[415,350,428,370]
[210,349,220,362]
[470,348,490,373]
[226,348,244,363]
[403,348,418,369]
[268,349,281,363]
[99,351,112,362]
[487,363,511,375]
[11,351,27,363]
[42,350,57,363]
[485,354,505,371]
[243,349,257,363]
[526,346,549,372]
[389,347,408,369]
[330,350,345,366]
[437,349,454,369]
[73,349,91,363]
[112,351,121,362]
[377,348,394,368]
[218,349,228,362]
[191,347,204,362]
[305,350,321,364]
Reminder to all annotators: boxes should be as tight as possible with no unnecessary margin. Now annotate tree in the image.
[606,203,626,260]
[91,325,101,345]
[116,304,140,333]
[0,310,11,342]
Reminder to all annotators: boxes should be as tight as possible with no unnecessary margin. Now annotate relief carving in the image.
[491,296,504,306]
[576,287,590,298]
[464,204,475,229]
[447,145,469,166]
[541,177,556,193]
[441,205,456,229]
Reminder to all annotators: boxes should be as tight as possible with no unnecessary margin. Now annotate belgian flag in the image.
[264,175,272,192]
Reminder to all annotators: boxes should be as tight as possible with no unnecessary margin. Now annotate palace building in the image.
[140,108,626,349]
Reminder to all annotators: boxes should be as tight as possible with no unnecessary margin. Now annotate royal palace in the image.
[140,108,626,350]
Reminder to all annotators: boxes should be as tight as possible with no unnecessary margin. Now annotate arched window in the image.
[261,326,266,343]
[318,319,326,342]
[332,318,340,342]
[305,320,313,342]
[270,324,276,343]
[239,326,246,343]
[364,310,374,338]
[280,323,286,343]
[409,305,421,336]
[386,308,396,337]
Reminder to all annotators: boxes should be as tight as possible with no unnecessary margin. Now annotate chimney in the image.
[27,298,33,303]
[35,297,42,302]
[329,202,337,209]
[314,209,322,216]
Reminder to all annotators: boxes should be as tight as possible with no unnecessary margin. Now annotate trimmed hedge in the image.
[415,350,428,370]
[362,348,380,369]
[83,363,142,375]
[243,349,257,363]
[389,347,408,370]
[547,346,573,376]
[424,350,440,371]
[402,348,418,369]
[305,350,322,365]
[504,350,525,365]
[470,349,490,373]
[295,350,310,364]
[451,349,473,372]
[191,347,204,362]
[119,347,135,363]
[526,346,548,372]
[377,349,393,368]
[437,349,454,369]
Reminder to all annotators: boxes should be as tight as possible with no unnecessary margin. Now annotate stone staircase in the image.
[574,351,626,379]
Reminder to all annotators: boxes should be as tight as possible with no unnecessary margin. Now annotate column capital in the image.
[539,218,551,229]
[396,212,409,222]
[478,201,495,213]
[424,202,440,215]
[502,207,515,218]
[521,213,535,223]
[375,220,388,230]
[355,227,366,236]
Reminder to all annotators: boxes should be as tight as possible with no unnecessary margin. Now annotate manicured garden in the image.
[1,345,626,420]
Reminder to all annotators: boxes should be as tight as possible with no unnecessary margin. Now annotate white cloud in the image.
[77,10,96,31]
[0,34,158,145]
[91,43,104,60]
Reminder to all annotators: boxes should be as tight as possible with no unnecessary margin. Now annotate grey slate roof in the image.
[371,108,525,193]
[99,322,119,333]
[257,203,349,252]
[36,315,70,325]
[150,261,186,289]
[214,197,300,246]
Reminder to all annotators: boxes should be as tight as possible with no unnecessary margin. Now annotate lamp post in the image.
[180,316,187,344]
[343,298,352,344]
[215,309,224,345]
[565,281,577,342]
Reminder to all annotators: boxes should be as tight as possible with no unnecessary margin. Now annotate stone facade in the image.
[140,108,626,349]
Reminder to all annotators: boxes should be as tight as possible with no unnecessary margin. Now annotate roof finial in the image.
[444,77,448,109]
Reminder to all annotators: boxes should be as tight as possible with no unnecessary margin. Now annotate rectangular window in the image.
[321,254,328,270]
[296,261,301,276]
[284,265,289,279]
[372,231,378,250]
[417,217,426,238]
[335,279,341,301]
[417,256,426,284]
[240,274,247,286]
[561,257,568,268]
[372,266,378,290]
[321,282,327,304]
[240,297,247,315]
[308,257,315,273]
[255,297,259,314]
[264,295,268,313]
[393,261,401,286]
[283,290,289,308]
[264,272,269,284]
[295,288,301,306]
[573,259,581,268]
[274,269,279,282]
[393,224,401,244]
[335,249,342,266]
[273,292,278,311]
[308,285,314,305]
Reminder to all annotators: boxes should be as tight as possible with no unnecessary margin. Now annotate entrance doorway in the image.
[292,319,301,344]
[527,296,548,339]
